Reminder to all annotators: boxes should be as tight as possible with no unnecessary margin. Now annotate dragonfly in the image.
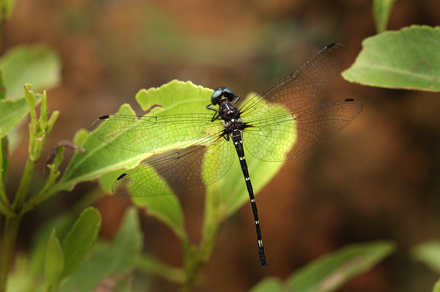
[91,43,363,268]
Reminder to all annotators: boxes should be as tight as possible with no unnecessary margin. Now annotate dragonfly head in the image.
[211,87,236,105]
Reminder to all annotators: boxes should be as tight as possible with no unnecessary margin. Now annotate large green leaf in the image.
[59,207,142,292]
[58,80,213,194]
[411,240,440,274]
[0,45,61,100]
[61,207,101,279]
[373,0,396,33]
[342,25,440,92]
[56,107,151,192]
[0,94,42,138]
[136,79,212,114]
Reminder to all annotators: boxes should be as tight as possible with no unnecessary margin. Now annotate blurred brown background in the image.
[4,0,440,291]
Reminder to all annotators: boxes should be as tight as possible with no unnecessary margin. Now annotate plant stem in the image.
[0,135,9,207]
[0,216,21,292]
[180,188,222,292]
[0,155,36,291]
[13,158,35,209]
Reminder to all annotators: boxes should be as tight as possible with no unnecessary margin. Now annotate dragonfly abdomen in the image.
[231,129,267,268]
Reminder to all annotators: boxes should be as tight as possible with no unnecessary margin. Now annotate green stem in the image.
[12,157,36,210]
[0,202,14,217]
[0,216,21,292]
[0,135,9,207]
[180,189,222,292]
[19,169,60,216]
[0,156,36,291]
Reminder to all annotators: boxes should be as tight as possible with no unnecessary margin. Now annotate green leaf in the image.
[6,255,36,292]
[30,213,80,277]
[56,106,151,193]
[104,207,143,274]
[98,168,125,193]
[433,278,440,292]
[0,94,42,138]
[286,241,395,292]
[2,0,18,18]
[133,195,185,237]
[0,45,61,100]
[61,207,101,279]
[44,230,64,291]
[249,278,285,292]
[136,79,212,114]
[59,207,142,292]
[411,240,440,273]
[58,81,211,233]
[342,25,440,92]
[373,0,396,33]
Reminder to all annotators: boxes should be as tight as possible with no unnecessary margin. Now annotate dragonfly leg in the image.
[206,104,221,121]
[231,95,241,105]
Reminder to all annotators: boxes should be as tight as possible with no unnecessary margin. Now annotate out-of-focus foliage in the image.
[0,94,41,138]
[58,207,142,292]
[343,25,440,92]
[0,45,61,100]
[412,241,440,274]
[373,0,396,33]
[250,241,395,292]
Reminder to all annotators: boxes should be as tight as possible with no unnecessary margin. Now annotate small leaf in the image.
[411,240,440,273]
[105,207,143,274]
[342,25,440,92]
[0,94,42,138]
[61,207,101,279]
[249,277,285,292]
[373,0,396,33]
[286,241,395,292]
[59,207,142,292]
[0,45,61,100]
[433,278,440,292]
[30,213,80,277]
[44,230,64,290]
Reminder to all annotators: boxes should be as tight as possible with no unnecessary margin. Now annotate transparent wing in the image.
[112,135,236,197]
[244,99,363,162]
[91,113,222,153]
[240,43,347,118]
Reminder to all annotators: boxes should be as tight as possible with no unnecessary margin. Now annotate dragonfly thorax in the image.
[219,101,240,120]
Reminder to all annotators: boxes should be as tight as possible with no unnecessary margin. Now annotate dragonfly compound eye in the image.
[211,87,225,105]
[223,88,236,101]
